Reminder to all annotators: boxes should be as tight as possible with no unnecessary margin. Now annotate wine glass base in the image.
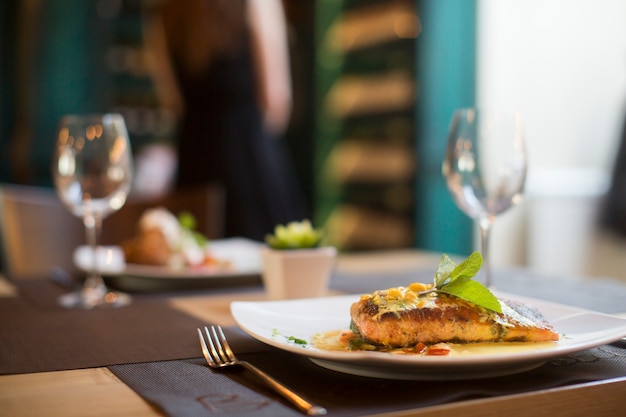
[58,290,132,309]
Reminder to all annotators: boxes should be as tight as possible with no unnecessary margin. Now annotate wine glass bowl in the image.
[443,108,527,287]
[52,113,133,308]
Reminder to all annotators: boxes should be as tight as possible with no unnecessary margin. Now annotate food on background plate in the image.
[121,207,230,270]
[313,252,559,356]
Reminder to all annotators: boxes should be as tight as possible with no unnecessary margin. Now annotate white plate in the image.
[231,292,626,380]
[104,238,263,292]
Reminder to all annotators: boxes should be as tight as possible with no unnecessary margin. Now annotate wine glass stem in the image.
[84,214,107,295]
[478,218,492,288]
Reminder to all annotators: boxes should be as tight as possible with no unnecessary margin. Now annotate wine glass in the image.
[52,113,133,308]
[443,108,527,287]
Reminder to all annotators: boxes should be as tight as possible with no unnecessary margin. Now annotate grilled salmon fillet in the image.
[350,284,559,347]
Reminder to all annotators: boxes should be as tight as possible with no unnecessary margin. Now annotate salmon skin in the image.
[350,285,559,347]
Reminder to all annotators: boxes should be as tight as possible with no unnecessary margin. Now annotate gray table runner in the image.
[331,267,626,314]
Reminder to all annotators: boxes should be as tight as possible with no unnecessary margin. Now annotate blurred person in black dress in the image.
[144,0,307,241]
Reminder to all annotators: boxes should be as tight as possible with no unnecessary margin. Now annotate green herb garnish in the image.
[287,336,308,345]
[424,252,502,314]
[272,329,308,346]
[178,211,208,246]
[178,211,197,230]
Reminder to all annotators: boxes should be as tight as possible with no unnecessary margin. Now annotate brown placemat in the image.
[0,279,227,375]
[110,327,626,417]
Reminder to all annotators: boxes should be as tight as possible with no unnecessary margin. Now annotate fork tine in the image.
[197,327,215,367]
[204,326,224,364]
[215,326,236,362]
[209,325,233,364]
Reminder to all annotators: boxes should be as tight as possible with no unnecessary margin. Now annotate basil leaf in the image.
[449,251,483,282]
[434,254,457,287]
[438,276,502,313]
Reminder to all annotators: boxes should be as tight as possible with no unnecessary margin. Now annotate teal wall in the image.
[0,1,112,187]
[313,0,346,228]
[31,1,111,187]
[414,0,476,255]
[0,1,158,187]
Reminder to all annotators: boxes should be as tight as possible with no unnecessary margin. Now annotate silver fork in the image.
[197,326,327,416]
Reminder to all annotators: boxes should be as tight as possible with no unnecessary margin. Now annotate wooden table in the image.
[1,250,625,417]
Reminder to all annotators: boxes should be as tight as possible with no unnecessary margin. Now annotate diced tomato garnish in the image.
[425,346,451,356]
[414,342,427,354]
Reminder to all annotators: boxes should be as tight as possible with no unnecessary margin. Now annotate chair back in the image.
[0,184,83,279]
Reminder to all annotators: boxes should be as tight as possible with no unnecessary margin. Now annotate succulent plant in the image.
[264,220,324,250]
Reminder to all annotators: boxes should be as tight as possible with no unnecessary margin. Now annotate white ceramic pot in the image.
[260,246,337,300]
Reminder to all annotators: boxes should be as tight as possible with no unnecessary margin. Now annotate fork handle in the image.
[240,361,327,415]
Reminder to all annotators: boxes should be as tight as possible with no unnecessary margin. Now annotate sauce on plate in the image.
[311,329,557,356]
